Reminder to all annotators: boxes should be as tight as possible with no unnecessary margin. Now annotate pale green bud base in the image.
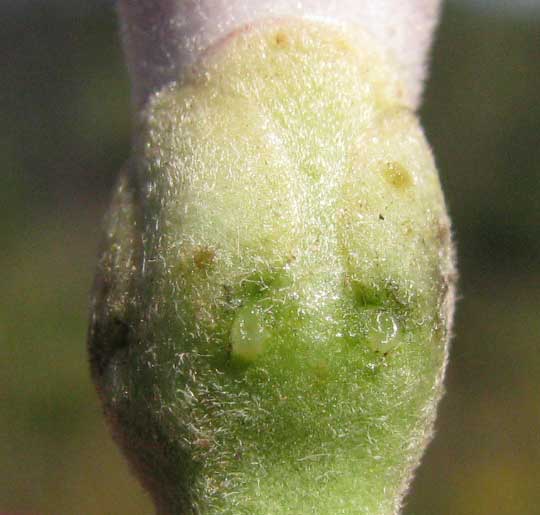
[89,18,455,515]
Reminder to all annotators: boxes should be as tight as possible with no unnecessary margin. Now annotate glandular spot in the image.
[230,304,271,363]
[274,30,289,48]
[349,280,404,353]
[313,360,330,381]
[335,36,353,53]
[351,280,386,307]
[366,311,400,353]
[193,246,216,270]
[383,162,413,191]
[402,221,414,237]
[239,267,291,298]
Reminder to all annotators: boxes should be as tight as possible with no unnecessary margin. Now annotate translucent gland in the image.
[382,161,413,191]
[365,310,400,353]
[230,303,272,363]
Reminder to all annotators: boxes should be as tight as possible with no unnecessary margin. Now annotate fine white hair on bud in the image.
[90,4,454,515]
[118,0,442,109]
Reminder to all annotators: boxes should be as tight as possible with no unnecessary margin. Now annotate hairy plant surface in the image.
[89,19,455,515]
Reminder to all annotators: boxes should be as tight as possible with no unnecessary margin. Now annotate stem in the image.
[118,0,442,109]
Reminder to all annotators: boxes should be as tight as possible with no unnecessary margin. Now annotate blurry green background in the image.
[1,1,539,513]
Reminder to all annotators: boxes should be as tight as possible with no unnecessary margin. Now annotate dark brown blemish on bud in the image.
[193,438,212,449]
[89,314,131,378]
[193,246,216,270]
[274,30,289,48]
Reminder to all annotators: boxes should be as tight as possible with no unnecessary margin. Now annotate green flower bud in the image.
[89,19,455,515]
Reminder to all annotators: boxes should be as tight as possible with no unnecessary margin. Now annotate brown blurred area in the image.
[1,2,539,514]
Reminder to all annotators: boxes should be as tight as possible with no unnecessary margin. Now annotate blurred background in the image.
[1,0,538,513]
